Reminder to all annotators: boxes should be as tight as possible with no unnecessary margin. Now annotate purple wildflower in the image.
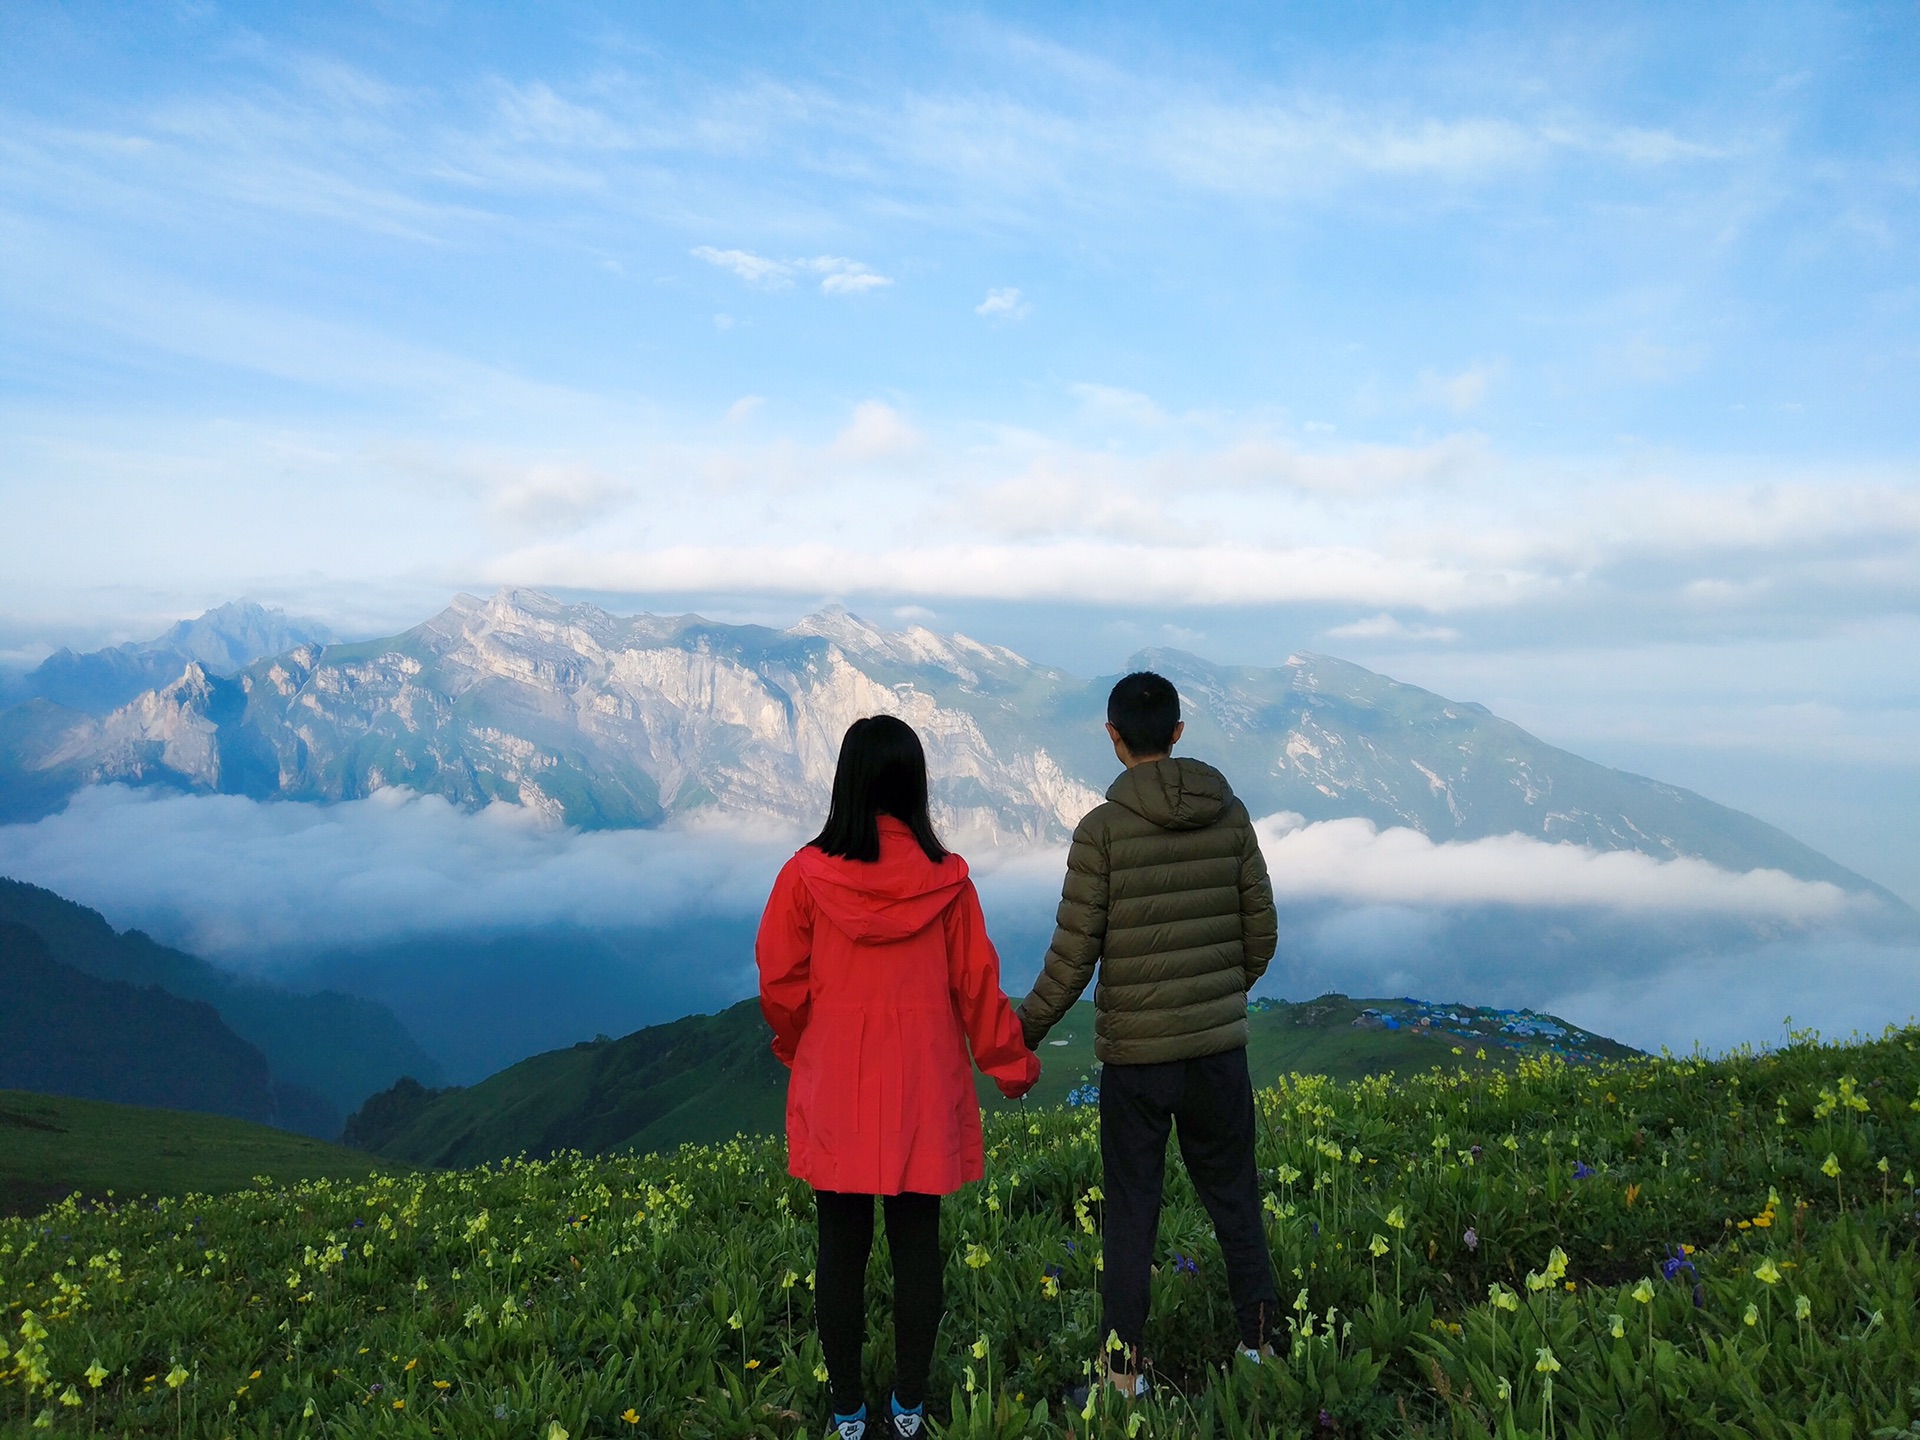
[1463,1227,1479,1252]
[1573,1161,1595,1180]
[1661,1246,1696,1281]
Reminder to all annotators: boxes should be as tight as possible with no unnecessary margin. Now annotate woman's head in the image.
[811,714,948,864]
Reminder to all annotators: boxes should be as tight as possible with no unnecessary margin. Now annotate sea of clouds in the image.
[0,785,1914,1067]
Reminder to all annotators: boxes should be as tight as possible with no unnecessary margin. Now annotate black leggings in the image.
[814,1190,944,1414]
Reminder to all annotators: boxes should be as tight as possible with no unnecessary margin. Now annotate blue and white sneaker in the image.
[888,1394,926,1436]
[826,1404,867,1439]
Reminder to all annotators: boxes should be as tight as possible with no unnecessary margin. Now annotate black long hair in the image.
[810,715,949,864]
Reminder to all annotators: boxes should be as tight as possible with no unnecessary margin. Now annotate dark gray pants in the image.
[1099,1046,1278,1359]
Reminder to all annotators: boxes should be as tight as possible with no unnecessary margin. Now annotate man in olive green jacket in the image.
[1017,670,1279,1391]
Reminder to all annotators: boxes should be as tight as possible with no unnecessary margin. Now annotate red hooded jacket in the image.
[756,817,1040,1195]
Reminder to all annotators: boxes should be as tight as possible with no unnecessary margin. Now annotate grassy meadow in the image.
[7,1027,1920,1437]
[0,1092,403,1220]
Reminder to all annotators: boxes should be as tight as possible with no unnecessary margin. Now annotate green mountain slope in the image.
[348,994,1641,1168]
[0,1089,402,1218]
[0,878,440,1132]
[0,923,277,1121]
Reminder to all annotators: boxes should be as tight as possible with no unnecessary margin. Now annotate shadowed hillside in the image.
[0,878,439,1132]
[0,923,277,1122]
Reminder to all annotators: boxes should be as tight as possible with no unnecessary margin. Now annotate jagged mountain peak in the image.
[791,606,1035,689]
[17,600,333,716]
[154,600,333,672]
[0,593,1900,904]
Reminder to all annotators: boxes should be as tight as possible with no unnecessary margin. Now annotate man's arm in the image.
[1017,813,1110,1048]
[1238,810,1278,988]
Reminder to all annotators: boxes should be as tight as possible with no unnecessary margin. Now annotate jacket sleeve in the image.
[1016,812,1109,1048]
[1238,810,1278,988]
[945,878,1041,1099]
[754,858,813,1067]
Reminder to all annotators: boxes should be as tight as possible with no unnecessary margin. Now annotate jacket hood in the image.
[792,817,970,942]
[1107,757,1233,831]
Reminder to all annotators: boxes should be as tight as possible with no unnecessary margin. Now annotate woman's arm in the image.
[945,878,1041,1098]
[755,858,813,1066]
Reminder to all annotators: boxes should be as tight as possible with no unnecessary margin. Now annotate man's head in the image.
[1106,671,1184,766]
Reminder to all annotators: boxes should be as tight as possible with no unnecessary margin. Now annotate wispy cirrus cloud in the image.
[690,245,794,288]
[976,286,1029,320]
[691,247,892,295]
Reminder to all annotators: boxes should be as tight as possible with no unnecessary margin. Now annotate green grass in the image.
[0,1092,401,1219]
[9,1025,1920,1436]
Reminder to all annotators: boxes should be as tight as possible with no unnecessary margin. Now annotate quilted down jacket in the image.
[1016,757,1277,1064]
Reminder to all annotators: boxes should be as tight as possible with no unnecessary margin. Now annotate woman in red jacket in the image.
[757,715,1040,1440]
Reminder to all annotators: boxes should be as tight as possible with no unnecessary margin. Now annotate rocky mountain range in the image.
[0,588,1893,897]
[7,600,333,715]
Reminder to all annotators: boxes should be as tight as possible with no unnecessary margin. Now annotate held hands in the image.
[995,1053,1041,1100]
[995,1071,1038,1100]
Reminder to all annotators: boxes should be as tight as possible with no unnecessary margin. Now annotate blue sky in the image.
[1,1,1917,897]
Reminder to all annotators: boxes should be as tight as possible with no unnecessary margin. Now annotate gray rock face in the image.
[0,589,1890,897]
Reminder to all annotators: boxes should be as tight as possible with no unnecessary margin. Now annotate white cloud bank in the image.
[0,790,1865,963]
[0,786,800,960]
[0,789,1904,1057]
[1253,813,1857,920]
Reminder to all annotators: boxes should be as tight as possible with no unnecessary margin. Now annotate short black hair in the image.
[1107,671,1181,757]
[810,714,949,864]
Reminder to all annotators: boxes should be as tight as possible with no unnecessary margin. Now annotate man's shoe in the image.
[886,1398,925,1437]
[1235,1342,1280,1365]
[826,1403,867,1439]
[1067,1366,1149,1410]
